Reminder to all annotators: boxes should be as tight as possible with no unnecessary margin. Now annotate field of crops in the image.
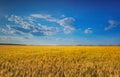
[0,46,120,77]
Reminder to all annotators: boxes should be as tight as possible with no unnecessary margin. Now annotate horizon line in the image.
[0,43,120,46]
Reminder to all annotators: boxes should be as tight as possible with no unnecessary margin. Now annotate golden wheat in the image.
[0,46,120,77]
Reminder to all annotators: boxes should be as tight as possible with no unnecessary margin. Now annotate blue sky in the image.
[0,0,120,45]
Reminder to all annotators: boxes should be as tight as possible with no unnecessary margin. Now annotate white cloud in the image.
[0,28,15,34]
[6,15,62,36]
[2,14,77,37]
[25,16,35,24]
[8,15,34,29]
[31,14,76,34]
[6,24,11,30]
[31,14,58,22]
[84,28,92,34]
[0,36,27,42]
[57,17,75,34]
[31,14,51,19]
[33,24,60,35]
[105,20,119,30]
[6,24,29,35]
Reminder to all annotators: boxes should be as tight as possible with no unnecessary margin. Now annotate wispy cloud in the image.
[0,27,15,34]
[0,36,27,42]
[8,15,34,29]
[31,14,58,22]
[32,24,60,36]
[31,14,76,34]
[104,20,119,31]
[58,17,75,34]
[4,15,62,36]
[0,14,77,37]
[84,28,92,34]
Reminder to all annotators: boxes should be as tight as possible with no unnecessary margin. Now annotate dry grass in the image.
[0,46,120,77]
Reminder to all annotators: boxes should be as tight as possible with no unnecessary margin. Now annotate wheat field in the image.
[0,46,120,77]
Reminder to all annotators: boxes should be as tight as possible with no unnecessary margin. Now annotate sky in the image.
[0,0,120,45]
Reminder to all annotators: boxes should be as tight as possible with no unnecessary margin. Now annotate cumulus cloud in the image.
[84,28,92,34]
[105,20,119,30]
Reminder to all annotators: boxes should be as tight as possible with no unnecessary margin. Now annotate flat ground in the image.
[0,46,120,77]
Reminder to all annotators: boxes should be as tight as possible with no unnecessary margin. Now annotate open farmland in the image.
[0,46,120,77]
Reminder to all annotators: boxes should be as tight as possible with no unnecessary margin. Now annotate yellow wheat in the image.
[0,46,120,77]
